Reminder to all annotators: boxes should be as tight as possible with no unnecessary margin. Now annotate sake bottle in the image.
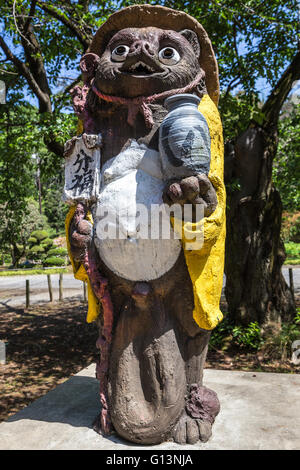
[159,94,211,179]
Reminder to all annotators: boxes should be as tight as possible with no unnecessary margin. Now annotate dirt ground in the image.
[0,300,99,422]
[0,299,299,423]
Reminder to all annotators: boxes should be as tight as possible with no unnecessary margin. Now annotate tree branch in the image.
[262,50,300,128]
[20,22,52,104]
[44,134,64,157]
[223,76,241,101]
[10,4,52,111]
[0,34,50,111]
[23,0,38,33]
[37,1,91,50]
[53,74,81,111]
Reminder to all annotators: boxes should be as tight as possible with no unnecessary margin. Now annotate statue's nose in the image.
[129,40,155,56]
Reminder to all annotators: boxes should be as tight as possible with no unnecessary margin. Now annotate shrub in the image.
[30,230,49,241]
[43,256,66,267]
[209,317,233,350]
[282,212,300,243]
[261,309,300,361]
[47,247,68,256]
[3,253,12,264]
[28,245,46,261]
[295,308,300,325]
[290,219,300,243]
[285,242,300,260]
[210,318,263,351]
[262,324,300,361]
[29,245,45,254]
[40,238,54,248]
[232,322,263,350]
[48,228,58,239]
[26,230,55,263]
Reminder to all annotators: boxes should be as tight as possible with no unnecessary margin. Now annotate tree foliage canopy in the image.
[0,0,299,272]
[0,0,298,127]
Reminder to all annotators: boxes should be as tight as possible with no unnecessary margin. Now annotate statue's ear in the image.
[179,29,200,58]
[80,53,100,83]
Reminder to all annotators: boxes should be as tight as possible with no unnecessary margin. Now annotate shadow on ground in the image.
[0,300,99,422]
[4,371,140,448]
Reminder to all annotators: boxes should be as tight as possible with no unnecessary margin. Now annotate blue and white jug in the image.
[159,94,211,179]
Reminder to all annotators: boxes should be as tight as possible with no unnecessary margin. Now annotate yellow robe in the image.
[65,93,225,330]
[65,207,101,323]
[180,93,226,330]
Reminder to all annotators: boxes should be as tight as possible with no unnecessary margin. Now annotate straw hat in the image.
[88,4,219,105]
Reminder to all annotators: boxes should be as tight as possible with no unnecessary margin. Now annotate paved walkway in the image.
[0,364,299,450]
[0,267,298,308]
[0,274,84,307]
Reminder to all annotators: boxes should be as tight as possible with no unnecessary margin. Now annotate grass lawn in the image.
[0,266,71,276]
[284,242,300,265]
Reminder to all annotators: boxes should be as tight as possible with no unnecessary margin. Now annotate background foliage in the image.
[0,0,299,269]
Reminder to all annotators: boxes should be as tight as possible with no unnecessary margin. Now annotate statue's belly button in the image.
[94,167,181,282]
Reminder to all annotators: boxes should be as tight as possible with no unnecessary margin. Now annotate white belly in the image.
[94,141,181,282]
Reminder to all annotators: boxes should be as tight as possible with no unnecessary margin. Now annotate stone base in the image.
[0,364,299,450]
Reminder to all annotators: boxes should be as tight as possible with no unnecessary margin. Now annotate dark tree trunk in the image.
[225,125,295,324]
[11,242,24,268]
[224,50,300,325]
[225,125,295,325]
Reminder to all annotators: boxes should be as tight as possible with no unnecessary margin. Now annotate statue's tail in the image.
[107,288,186,445]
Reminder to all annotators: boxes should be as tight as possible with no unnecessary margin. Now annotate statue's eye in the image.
[158,47,180,65]
[111,45,130,62]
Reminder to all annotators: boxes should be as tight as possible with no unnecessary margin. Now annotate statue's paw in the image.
[172,411,212,444]
[68,203,93,262]
[162,174,217,217]
[70,219,93,248]
[172,383,220,445]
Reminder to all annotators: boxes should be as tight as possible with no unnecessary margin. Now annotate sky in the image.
[0,4,299,111]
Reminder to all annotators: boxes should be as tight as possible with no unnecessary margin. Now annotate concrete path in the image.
[0,267,298,308]
[0,364,299,450]
[0,273,84,307]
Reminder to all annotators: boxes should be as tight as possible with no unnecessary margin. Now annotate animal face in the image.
[92,27,202,98]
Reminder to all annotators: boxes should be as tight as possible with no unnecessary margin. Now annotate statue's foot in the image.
[172,411,212,444]
[172,384,220,445]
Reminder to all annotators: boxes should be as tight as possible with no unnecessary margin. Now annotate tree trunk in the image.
[224,50,300,326]
[224,122,295,325]
[11,243,23,268]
